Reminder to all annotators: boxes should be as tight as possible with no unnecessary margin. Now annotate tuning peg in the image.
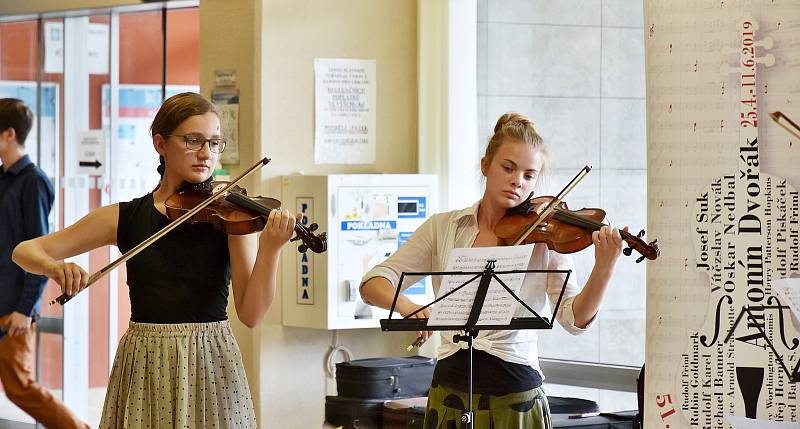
[298,244,308,253]
[290,235,301,242]
[637,229,645,238]
[636,255,646,263]
[309,223,319,232]
[623,247,633,256]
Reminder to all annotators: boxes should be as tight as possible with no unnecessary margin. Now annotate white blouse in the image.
[361,201,595,375]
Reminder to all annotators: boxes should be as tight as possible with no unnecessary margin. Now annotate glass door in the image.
[0,5,198,426]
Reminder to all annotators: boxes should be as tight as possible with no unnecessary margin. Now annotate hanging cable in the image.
[324,330,353,379]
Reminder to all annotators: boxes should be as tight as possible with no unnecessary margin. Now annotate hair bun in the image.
[493,112,533,133]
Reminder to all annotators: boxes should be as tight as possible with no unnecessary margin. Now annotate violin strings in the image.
[552,208,638,242]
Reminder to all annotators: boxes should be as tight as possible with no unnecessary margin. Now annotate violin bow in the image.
[51,157,271,306]
[510,165,592,246]
[769,111,800,140]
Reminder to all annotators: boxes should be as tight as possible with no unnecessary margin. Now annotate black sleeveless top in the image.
[432,349,543,395]
[117,193,231,323]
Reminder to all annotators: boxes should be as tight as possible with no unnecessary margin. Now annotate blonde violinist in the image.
[360,112,628,428]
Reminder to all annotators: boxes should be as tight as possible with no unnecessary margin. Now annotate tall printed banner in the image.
[646,1,800,428]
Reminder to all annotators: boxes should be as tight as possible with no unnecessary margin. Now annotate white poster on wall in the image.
[645,1,800,428]
[211,88,240,165]
[44,21,64,74]
[87,23,109,75]
[314,58,376,165]
[101,84,199,202]
[76,130,106,176]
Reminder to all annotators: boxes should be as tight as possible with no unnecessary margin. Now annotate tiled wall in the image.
[477,0,646,410]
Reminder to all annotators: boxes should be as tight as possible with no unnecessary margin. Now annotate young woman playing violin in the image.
[12,92,296,428]
[360,112,628,428]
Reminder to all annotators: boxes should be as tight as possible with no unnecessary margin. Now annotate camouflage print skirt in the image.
[423,383,551,429]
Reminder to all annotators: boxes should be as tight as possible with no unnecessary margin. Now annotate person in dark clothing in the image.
[0,98,90,429]
[13,92,297,428]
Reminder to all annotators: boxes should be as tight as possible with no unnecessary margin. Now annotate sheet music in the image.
[772,277,800,324]
[726,415,799,429]
[428,244,535,326]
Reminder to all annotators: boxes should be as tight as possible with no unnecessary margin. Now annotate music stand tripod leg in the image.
[456,260,496,429]
[453,330,478,428]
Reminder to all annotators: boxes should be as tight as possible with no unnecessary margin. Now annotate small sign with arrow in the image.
[77,130,106,176]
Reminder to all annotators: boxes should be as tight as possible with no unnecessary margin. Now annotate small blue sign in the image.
[398,231,413,247]
[404,280,427,296]
[341,220,397,231]
[397,231,426,296]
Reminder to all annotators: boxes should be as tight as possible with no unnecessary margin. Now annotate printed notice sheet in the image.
[314,58,376,164]
[428,244,535,326]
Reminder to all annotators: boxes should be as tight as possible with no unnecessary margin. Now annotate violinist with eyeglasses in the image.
[12,92,297,429]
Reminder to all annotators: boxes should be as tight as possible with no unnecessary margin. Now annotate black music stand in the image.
[380,259,572,428]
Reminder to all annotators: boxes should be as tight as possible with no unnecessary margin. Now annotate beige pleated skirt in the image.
[100,320,257,429]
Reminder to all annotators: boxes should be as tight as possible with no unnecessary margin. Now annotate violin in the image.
[164,180,327,253]
[495,196,660,263]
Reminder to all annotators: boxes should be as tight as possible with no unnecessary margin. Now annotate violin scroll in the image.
[622,229,660,263]
[620,229,660,263]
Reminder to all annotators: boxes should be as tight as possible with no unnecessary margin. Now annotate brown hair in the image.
[0,98,34,146]
[150,92,218,177]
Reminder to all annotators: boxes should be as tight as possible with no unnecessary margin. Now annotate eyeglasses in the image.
[167,134,227,154]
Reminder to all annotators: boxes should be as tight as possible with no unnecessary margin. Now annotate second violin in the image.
[494,166,659,263]
[495,195,659,263]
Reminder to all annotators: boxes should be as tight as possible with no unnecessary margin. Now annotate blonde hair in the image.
[484,112,550,176]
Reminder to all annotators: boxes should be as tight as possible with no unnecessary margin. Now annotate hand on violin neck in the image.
[592,225,627,270]
[258,208,302,252]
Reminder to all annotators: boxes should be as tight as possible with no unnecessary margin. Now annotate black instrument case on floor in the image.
[335,356,435,399]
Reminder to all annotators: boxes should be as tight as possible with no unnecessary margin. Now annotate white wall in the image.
[476,0,646,410]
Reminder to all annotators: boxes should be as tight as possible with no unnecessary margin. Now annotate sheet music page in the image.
[726,415,799,429]
[772,277,800,324]
[428,244,535,326]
